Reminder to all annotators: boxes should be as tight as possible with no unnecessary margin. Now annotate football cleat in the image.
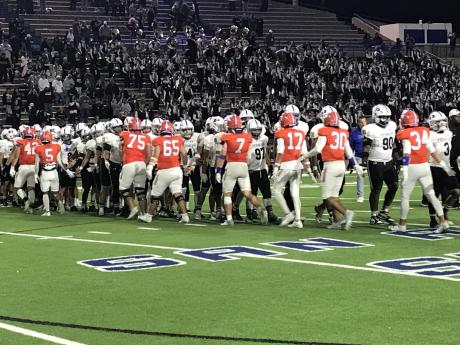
[314,204,324,223]
[369,215,383,225]
[377,211,395,225]
[429,219,438,229]
[127,207,139,220]
[194,210,202,221]
[41,211,51,217]
[268,212,279,224]
[98,207,105,216]
[356,197,364,203]
[138,214,152,223]
[280,211,295,227]
[388,224,406,232]
[342,210,354,230]
[258,208,268,225]
[288,220,303,229]
[434,222,449,234]
[88,205,97,212]
[232,209,244,222]
[221,219,234,226]
[179,214,190,224]
[209,212,217,221]
[327,222,343,230]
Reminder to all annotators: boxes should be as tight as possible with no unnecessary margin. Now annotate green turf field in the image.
[1,177,459,345]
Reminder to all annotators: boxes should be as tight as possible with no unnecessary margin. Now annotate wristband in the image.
[218,155,226,160]
[402,156,410,166]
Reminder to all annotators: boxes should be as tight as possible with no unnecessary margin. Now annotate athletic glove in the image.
[201,172,208,183]
[66,169,76,178]
[9,166,15,178]
[268,164,274,177]
[146,164,154,180]
[354,165,364,177]
[215,167,223,184]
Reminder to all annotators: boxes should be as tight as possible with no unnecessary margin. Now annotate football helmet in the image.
[33,124,42,134]
[61,126,73,142]
[181,120,194,139]
[151,118,162,135]
[428,111,448,132]
[141,119,152,133]
[23,126,34,139]
[160,120,173,135]
[109,118,123,133]
[285,104,300,118]
[19,124,28,137]
[80,128,91,141]
[226,114,243,132]
[211,116,225,133]
[123,116,133,130]
[280,112,296,128]
[324,111,341,127]
[372,104,392,126]
[400,110,419,128]
[6,128,18,140]
[448,109,460,118]
[240,109,254,126]
[91,123,105,137]
[128,118,142,131]
[247,119,263,139]
[40,130,53,143]
[319,105,338,120]
[173,121,183,134]
[75,123,88,134]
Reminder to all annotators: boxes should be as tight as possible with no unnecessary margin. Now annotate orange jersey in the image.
[120,131,150,164]
[16,138,41,165]
[396,126,430,164]
[152,135,184,169]
[220,132,253,163]
[318,127,349,162]
[275,128,305,162]
[35,143,61,165]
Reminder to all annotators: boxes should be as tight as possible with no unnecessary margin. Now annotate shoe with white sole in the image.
[98,207,105,216]
[343,210,354,230]
[356,197,364,203]
[288,220,303,229]
[221,219,234,226]
[194,210,202,221]
[138,214,152,223]
[388,224,406,232]
[327,222,343,229]
[280,212,295,227]
[179,214,190,223]
[434,222,450,234]
[258,208,268,225]
[127,207,139,220]
[41,211,51,217]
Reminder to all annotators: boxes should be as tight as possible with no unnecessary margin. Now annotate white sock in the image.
[43,194,50,212]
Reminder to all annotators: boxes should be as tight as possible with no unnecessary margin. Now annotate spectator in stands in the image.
[78,92,92,122]
[52,75,64,105]
[191,0,200,25]
[405,34,415,56]
[40,0,46,13]
[373,33,383,48]
[82,0,89,11]
[241,0,248,13]
[449,32,457,57]
[265,29,275,48]
[63,74,75,105]
[99,21,112,42]
[0,40,12,64]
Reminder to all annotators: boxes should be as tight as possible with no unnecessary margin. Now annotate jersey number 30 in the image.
[330,132,347,150]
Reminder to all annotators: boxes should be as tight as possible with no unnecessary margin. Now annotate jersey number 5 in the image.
[163,140,179,156]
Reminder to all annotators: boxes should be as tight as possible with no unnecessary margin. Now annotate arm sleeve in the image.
[345,140,354,159]
[402,139,412,155]
[426,140,436,154]
[276,138,285,154]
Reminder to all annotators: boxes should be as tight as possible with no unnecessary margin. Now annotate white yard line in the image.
[250,256,460,282]
[37,236,74,241]
[137,227,161,231]
[0,322,87,345]
[0,232,187,251]
[183,223,208,227]
[87,231,111,235]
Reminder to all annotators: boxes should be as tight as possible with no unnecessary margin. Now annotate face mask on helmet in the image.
[376,115,390,126]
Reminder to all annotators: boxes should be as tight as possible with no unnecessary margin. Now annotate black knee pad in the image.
[150,195,161,203]
[120,189,130,198]
[175,194,185,204]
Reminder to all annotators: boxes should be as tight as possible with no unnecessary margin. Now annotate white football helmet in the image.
[319,105,338,120]
[285,104,300,118]
[1,128,9,140]
[428,111,448,132]
[61,126,74,141]
[211,116,225,133]
[448,109,460,117]
[109,118,123,133]
[123,116,133,130]
[91,123,105,137]
[76,123,88,134]
[247,119,263,139]
[19,124,28,137]
[240,109,255,126]
[141,119,152,133]
[80,127,91,141]
[205,117,214,133]
[372,104,392,126]
[33,124,42,133]
[181,120,194,139]
[6,128,18,140]
[173,121,183,134]
[151,118,162,135]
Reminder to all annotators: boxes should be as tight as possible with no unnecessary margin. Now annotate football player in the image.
[310,105,349,223]
[215,114,268,226]
[305,111,363,230]
[390,110,454,233]
[59,126,77,211]
[181,119,201,212]
[272,112,308,228]
[141,120,190,223]
[362,104,398,225]
[246,118,278,223]
[35,131,74,216]
[9,126,40,213]
[0,128,17,206]
[119,118,152,220]
[427,111,456,227]
[102,118,123,215]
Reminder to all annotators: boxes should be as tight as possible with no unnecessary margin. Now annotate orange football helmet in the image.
[280,112,296,128]
[40,130,52,143]
[129,117,142,131]
[160,120,173,135]
[400,110,419,128]
[226,114,243,131]
[323,111,341,127]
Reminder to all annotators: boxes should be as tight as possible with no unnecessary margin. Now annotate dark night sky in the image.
[302,0,460,32]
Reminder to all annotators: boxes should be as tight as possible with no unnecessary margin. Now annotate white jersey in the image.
[203,133,221,168]
[429,130,452,168]
[0,139,14,159]
[184,133,199,166]
[310,121,348,139]
[362,121,397,163]
[102,132,121,164]
[60,140,74,166]
[248,134,268,171]
[76,141,86,155]
[295,120,309,137]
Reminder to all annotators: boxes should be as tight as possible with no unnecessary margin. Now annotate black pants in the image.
[81,168,98,205]
[183,168,201,202]
[110,162,122,206]
[428,166,458,216]
[249,169,271,199]
[367,160,399,212]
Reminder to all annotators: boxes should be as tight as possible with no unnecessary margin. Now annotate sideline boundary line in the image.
[0,321,87,345]
[0,316,358,345]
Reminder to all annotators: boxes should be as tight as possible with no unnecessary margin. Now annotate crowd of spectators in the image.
[1,5,460,132]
